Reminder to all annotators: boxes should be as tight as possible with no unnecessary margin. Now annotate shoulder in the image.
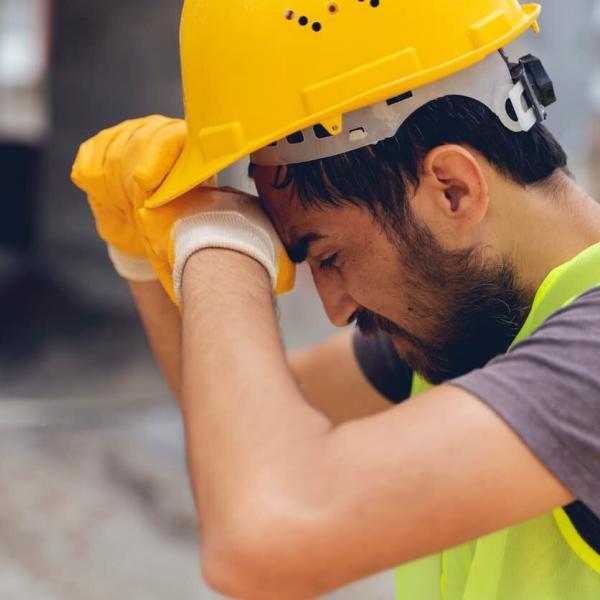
[454,284,600,519]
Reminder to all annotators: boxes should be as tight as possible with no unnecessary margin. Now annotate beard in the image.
[354,217,533,385]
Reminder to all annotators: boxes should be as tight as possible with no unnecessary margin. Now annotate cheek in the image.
[345,252,445,337]
[343,254,410,316]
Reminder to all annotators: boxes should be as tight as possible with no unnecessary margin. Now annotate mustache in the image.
[352,308,433,356]
[352,309,403,337]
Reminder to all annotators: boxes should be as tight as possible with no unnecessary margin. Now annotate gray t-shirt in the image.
[353,287,600,544]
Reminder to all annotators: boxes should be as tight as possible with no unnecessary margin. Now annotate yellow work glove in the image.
[71,115,186,281]
[138,186,296,307]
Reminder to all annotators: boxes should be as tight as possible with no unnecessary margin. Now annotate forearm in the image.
[128,280,182,401]
[290,332,392,424]
[128,280,385,430]
[180,251,330,530]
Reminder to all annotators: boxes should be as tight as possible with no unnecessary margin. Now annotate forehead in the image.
[253,165,295,216]
[254,166,369,246]
[253,164,324,243]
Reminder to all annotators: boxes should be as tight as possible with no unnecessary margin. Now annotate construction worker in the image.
[72,1,600,598]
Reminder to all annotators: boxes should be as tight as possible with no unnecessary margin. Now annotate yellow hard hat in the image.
[148,0,541,208]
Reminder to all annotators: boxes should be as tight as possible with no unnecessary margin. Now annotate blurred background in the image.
[0,1,598,598]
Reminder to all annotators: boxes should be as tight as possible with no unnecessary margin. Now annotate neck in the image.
[501,173,600,294]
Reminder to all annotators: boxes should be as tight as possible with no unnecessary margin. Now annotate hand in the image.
[71,115,186,280]
[138,186,296,305]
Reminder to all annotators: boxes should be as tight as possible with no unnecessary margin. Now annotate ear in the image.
[412,145,489,245]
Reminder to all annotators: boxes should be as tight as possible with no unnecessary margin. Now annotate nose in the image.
[312,268,360,328]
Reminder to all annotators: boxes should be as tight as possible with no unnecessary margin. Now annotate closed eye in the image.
[319,253,338,271]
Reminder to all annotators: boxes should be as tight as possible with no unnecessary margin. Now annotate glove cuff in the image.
[107,245,158,282]
[172,211,278,302]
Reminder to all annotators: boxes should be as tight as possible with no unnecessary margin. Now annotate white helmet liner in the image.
[252,51,538,166]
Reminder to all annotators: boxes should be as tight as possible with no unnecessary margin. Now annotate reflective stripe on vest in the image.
[395,241,600,600]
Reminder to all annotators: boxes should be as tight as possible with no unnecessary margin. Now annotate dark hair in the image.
[269,96,570,225]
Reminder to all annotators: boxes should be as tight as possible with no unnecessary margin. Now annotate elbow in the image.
[200,483,330,600]
[201,526,281,600]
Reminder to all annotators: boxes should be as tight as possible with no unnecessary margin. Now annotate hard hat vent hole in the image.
[299,15,309,26]
[328,3,339,14]
[349,127,368,141]
[312,22,322,32]
[314,125,333,139]
[386,91,413,105]
[370,0,380,6]
[505,98,519,122]
[287,131,305,144]
[284,10,296,20]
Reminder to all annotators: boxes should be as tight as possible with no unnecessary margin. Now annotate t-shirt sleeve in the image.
[352,330,413,404]
[453,287,600,519]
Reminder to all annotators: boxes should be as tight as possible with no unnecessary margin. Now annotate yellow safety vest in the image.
[396,242,600,599]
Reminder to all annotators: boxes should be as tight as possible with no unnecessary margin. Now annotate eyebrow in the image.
[288,233,325,264]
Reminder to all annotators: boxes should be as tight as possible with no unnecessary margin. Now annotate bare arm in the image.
[178,250,574,600]
[291,331,392,424]
[128,281,391,423]
[129,281,182,400]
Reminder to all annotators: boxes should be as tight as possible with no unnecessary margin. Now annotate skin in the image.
[128,283,389,424]
[130,145,600,599]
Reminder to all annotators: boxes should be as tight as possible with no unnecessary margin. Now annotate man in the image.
[72,1,600,598]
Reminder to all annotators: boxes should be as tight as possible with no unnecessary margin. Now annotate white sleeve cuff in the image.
[107,245,158,282]
[172,211,277,302]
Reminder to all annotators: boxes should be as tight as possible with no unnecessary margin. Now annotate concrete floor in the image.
[0,422,393,599]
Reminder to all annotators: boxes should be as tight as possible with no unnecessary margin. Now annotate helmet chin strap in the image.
[251,50,556,167]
